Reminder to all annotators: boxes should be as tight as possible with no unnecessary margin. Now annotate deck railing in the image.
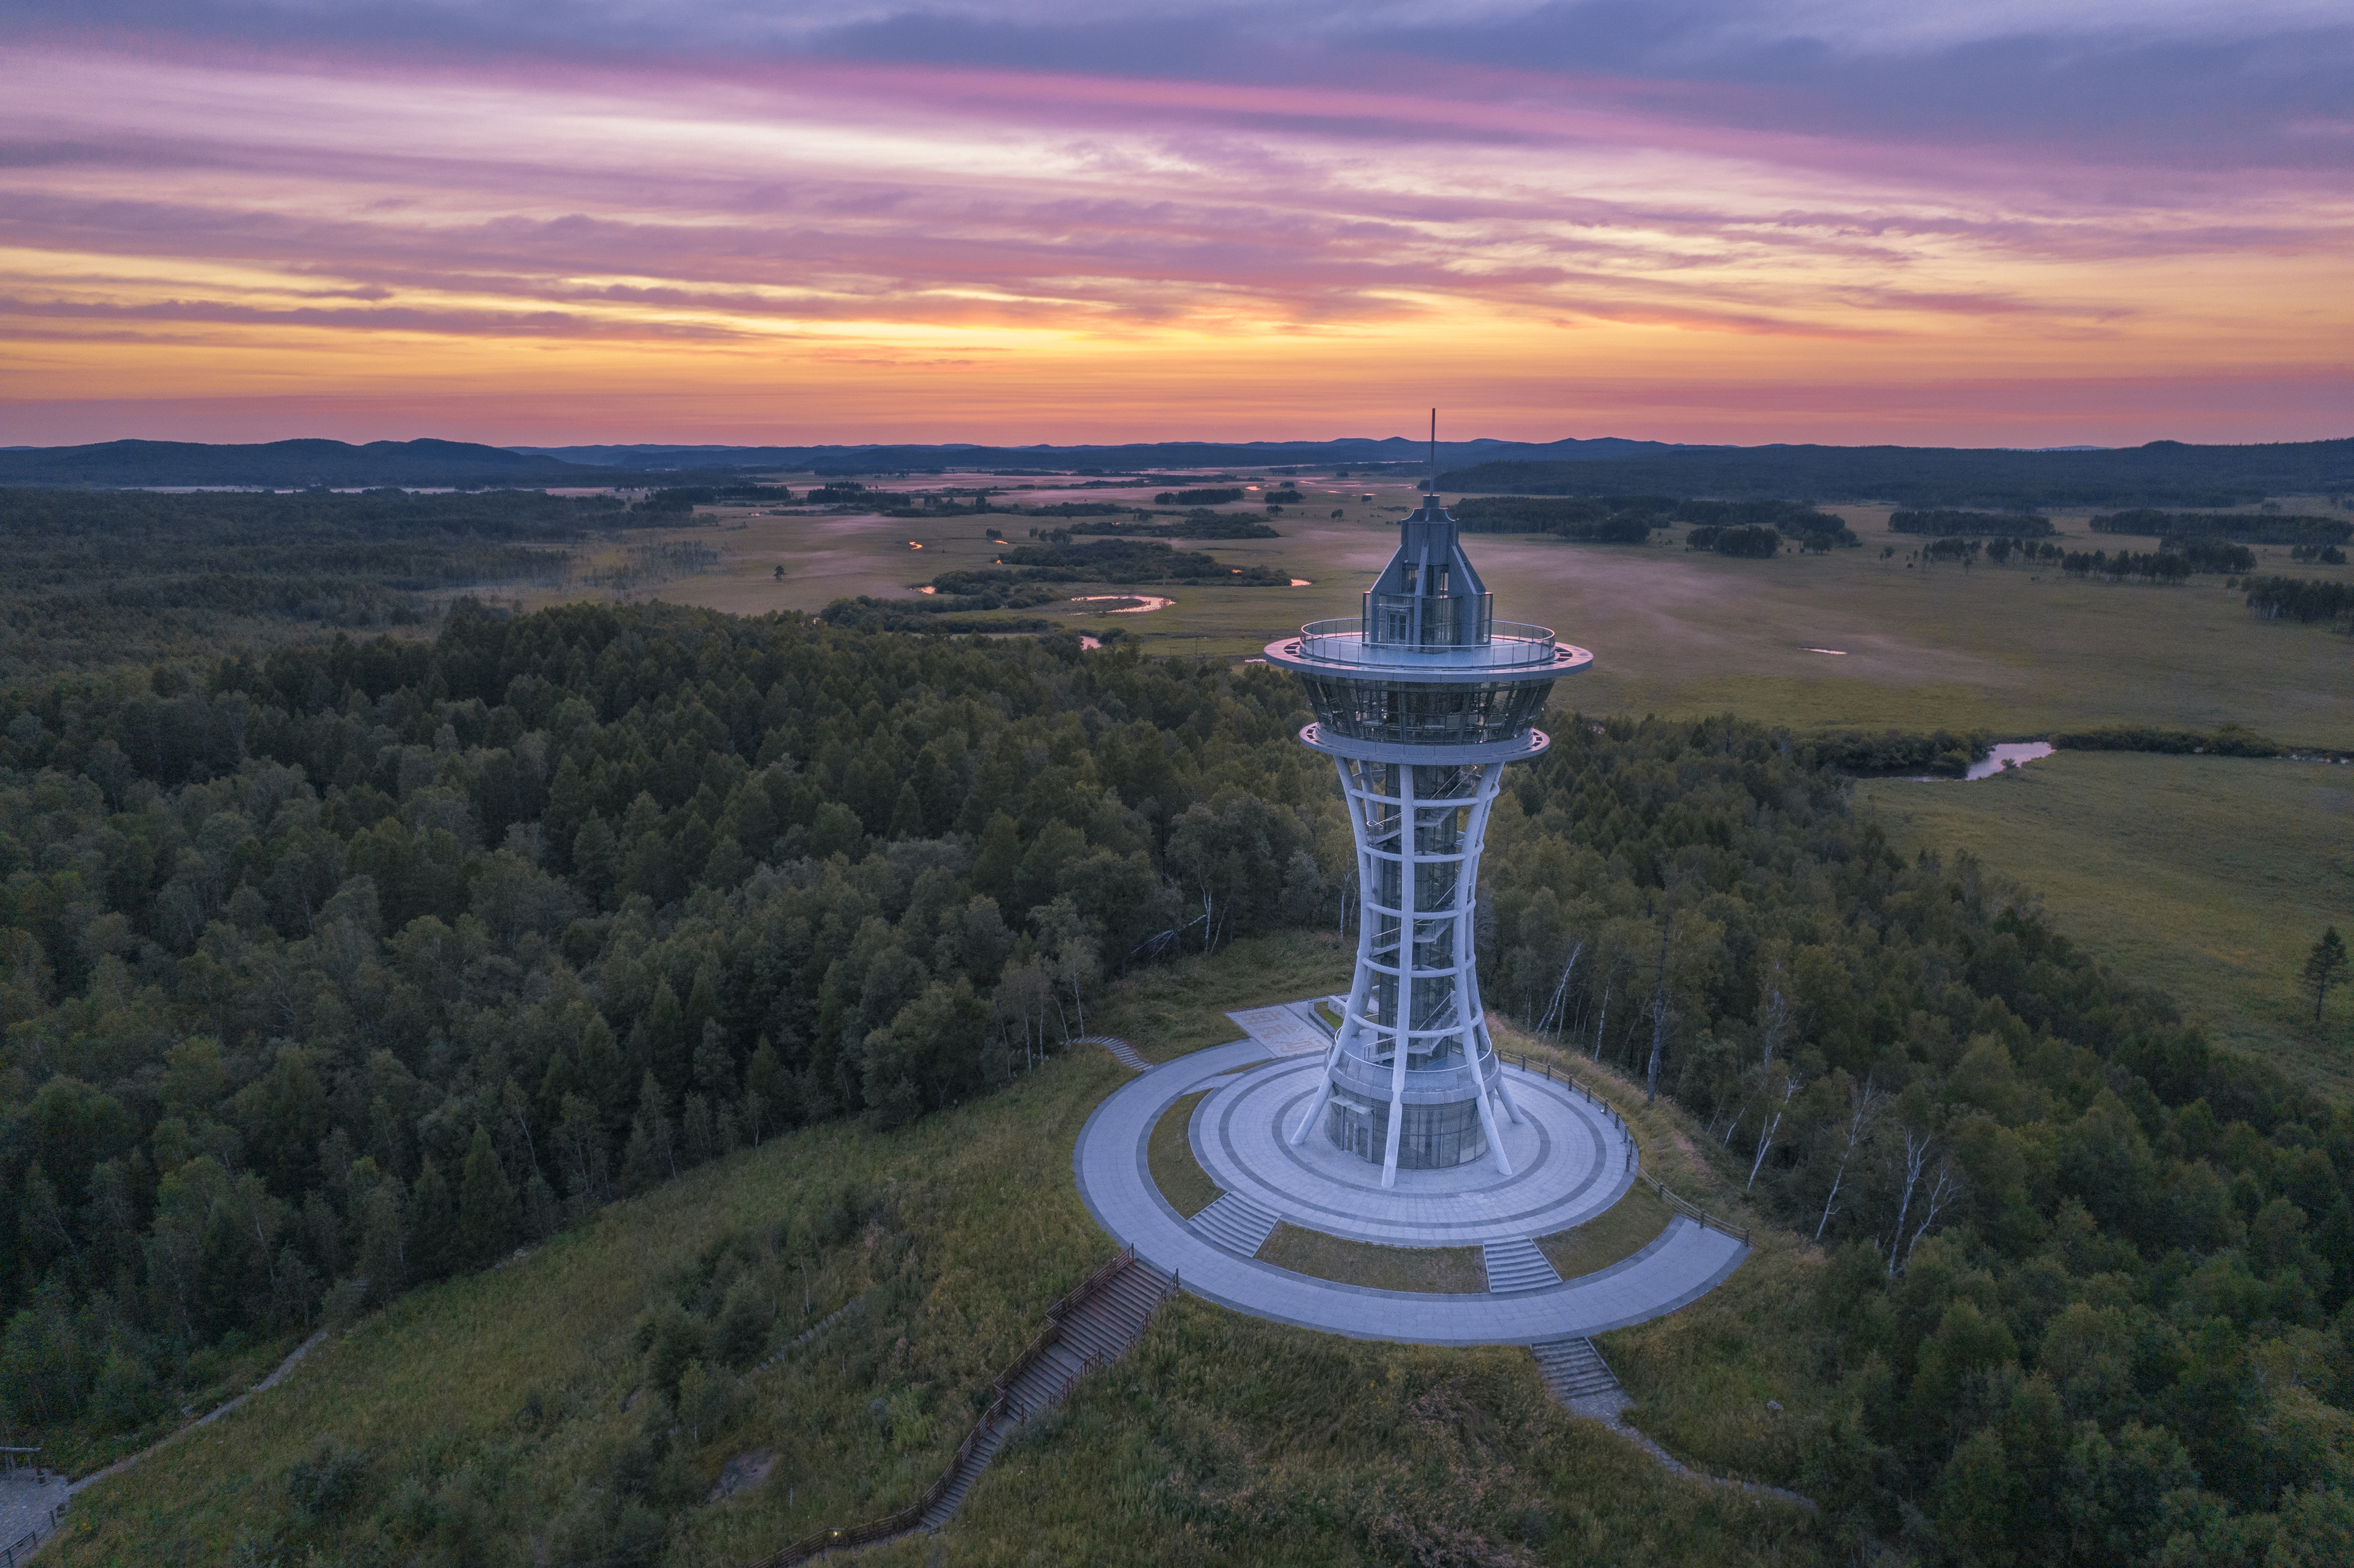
[1289,618,1562,670]
[1504,1052,1750,1244]
[0,1499,66,1568]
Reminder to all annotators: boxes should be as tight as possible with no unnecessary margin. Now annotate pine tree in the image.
[619,1071,677,1194]
[457,1124,519,1267]
[693,1019,734,1096]
[572,812,618,910]
[407,1158,456,1284]
[888,783,925,839]
[644,980,689,1095]
[745,1036,787,1146]
[522,1169,561,1241]
[971,811,1022,901]
[685,961,722,1048]
[682,1093,716,1167]
[2307,927,2348,1025]
[543,753,593,873]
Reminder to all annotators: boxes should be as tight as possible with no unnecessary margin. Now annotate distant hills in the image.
[2,434,2347,509]
[511,435,1704,475]
[1437,438,2354,511]
[0,438,599,488]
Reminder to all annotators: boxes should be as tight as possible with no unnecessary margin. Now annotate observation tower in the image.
[1263,422,1591,1188]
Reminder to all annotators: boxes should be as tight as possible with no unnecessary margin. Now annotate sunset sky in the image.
[3,2,2349,448]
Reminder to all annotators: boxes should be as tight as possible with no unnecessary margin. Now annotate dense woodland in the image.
[2092,510,2352,547]
[1439,438,2354,510]
[1689,524,1784,557]
[0,489,613,678]
[1,484,2351,1564]
[1455,495,1856,551]
[0,609,1346,1441]
[2242,577,2354,628]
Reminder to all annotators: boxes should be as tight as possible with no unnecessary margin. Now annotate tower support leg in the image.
[1482,1023,1527,1126]
[1381,763,1416,1190]
[1295,761,1381,1149]
[1472,1060,1512,1175]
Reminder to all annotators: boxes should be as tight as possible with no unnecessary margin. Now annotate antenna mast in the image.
[1428,407,1437,496]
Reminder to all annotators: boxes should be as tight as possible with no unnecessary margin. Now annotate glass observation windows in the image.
[1300,674,1554,748]
[1361,590,1492,649]
[1324,1095,1488,1170]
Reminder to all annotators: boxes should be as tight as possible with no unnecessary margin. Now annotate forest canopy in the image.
[0,489,625,680]
[2091,510,2352,547]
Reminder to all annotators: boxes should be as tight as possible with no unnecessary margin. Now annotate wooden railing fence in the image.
[0,1499,67,1568]
[1638,1174,1750,1245]
[1504,1052,1750,1244]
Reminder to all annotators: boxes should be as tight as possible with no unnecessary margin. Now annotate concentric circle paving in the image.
[1073,1040,1751,1346]
[1191,1055,1633,1246]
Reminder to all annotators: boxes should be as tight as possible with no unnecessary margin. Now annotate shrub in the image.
[285,1441,369,1523]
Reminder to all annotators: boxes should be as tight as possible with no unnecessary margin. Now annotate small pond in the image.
[1915,741,2055,781]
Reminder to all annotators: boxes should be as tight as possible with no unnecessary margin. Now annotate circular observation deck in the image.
[1264,619,1591,765]
[1264,619,1592,683]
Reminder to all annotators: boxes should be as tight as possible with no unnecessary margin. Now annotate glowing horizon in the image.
[3,4,2349,449]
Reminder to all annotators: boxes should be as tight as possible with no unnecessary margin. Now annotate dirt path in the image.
[67,1329,328,1497]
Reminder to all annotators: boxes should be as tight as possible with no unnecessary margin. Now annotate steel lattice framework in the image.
[1264,487,1591,1187]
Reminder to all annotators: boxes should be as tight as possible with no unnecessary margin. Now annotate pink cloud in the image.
[1,32,2347,443]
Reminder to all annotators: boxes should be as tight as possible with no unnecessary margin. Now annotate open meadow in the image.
[1859,751,2354,1091]
[545,475,2354,746]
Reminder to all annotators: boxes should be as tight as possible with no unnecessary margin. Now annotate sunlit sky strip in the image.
[0,3,2348,445]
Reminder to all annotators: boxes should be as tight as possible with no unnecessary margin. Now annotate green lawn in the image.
[1150,1091,1223,1218]
[1254,1222,1488,1294]
[1090,928,1354,1063]
[1858,752,2354,1092]
[1536,1182,1672,1282]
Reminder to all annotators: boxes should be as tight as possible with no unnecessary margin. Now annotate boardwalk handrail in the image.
[1505,1052,1749,1245]
[0,1500,67,1568]
[749,1245,1172,1567]
[1639,1173,1750,1245]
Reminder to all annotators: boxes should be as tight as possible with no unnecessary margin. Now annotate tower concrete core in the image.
[1263,489,1591,1188]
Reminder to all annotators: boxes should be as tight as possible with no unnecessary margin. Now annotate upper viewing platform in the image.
[1262,490,1592,687]
[1281,617,1587,679]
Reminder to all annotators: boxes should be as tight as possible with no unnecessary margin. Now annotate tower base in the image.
[1323,1096,1488,1169]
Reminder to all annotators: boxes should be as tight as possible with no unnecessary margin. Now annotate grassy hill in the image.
[47,935,1825,1568]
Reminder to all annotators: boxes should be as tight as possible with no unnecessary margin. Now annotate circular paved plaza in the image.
[1074,1038,1751,1346]
[1192,1054,1632,1247]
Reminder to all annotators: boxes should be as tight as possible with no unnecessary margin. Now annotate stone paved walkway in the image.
[1074,1040,1749,1345]
[0,1471,67,1561]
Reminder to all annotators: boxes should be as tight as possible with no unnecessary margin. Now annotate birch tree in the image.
[1816,1074,1882,1241]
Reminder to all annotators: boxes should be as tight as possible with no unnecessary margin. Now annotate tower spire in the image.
[1428,407,1437,498]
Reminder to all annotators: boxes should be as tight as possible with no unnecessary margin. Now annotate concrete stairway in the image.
[1531,1337,1627,1413]
[749,1298,858,1378]
[1190,1192,1280,1256]
[1529,1335,1818,1510]
[1077,1034,1151,1072]
[1482,1237,1563,1294]
[917,1259,1176,1532]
